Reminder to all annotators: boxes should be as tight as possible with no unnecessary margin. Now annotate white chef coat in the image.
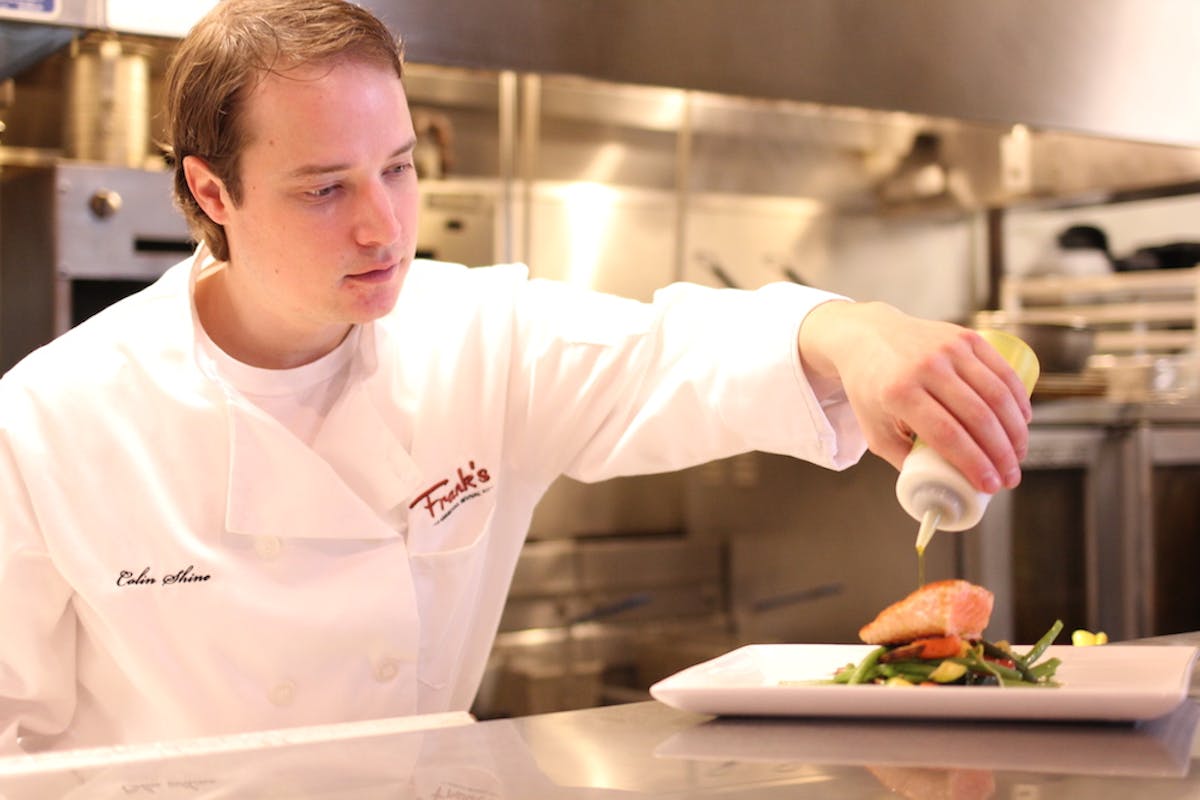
[0,247,866,753]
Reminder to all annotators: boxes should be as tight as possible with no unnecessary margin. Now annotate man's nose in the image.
[354,180,403,247]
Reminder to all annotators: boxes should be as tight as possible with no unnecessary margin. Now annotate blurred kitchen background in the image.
[3,0,1200,717]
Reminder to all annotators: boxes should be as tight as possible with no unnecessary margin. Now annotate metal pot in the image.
[973,312,1095,374]
[63,34,153,168]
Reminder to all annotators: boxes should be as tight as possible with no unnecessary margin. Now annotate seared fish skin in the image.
[859,579,994,645]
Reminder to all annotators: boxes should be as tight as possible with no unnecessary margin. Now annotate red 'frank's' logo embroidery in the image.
[409,461,493,524]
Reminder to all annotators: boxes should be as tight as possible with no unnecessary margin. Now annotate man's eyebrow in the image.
[286,137,418,179]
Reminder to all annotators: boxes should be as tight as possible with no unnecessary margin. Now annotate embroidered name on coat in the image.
[116,565,212,587]
[409,461,493,524]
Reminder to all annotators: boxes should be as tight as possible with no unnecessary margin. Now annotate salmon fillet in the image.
[859,579,994,645]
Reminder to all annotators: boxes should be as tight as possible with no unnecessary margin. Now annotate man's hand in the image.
[797,300,1032,493]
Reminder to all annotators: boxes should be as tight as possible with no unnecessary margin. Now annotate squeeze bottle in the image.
[896,329,1040,552]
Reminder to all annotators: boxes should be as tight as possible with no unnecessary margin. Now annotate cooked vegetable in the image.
[927,660,968,683]
[1071,629,1108,646]
[792,581,1069,689]
[847,646,887,685]
[1024,619,1064,664]
[825,620,1065,688]
[881,635,969,662]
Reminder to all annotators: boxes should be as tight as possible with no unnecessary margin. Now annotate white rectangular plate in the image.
[650,644,1198,722]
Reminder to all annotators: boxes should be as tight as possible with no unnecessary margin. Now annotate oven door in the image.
[967,425,1124,643]
[1136,424,1200,637]
[1,163,193,372]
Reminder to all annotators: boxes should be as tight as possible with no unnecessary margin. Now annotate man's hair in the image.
[163,0,405,262]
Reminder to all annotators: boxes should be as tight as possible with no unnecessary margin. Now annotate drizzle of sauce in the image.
[914,508,941,588]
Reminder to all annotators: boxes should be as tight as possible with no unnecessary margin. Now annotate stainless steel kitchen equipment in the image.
[62,33,153,168]
[0,0,91,80]
[476,531,729,718]
[971,401,1200,644]
[378,0,1200,148]
[0,163,192,372]
[684,453,960,646]
[6,1,1200,149]
[969,423,1118,643]
[414,179,499,266]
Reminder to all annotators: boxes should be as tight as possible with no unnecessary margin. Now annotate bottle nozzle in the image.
[915,507,941,553]
[907,484,964,531]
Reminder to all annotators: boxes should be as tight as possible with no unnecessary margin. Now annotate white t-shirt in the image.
[200,324,360,446]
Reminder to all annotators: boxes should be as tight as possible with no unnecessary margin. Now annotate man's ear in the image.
[183,155,233,225]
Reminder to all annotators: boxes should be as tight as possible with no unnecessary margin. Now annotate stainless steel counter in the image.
[3,635,1198,798]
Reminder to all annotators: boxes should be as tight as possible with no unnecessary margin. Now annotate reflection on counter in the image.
[2,696,1199,798]
[868,766,995,800]
[654,702,1199,779]
[0,712,487,799]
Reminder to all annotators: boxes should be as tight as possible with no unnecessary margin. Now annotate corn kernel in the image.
[1071,629,1108,646]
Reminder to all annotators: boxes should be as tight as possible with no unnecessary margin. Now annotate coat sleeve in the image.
[0,421,77,755]
[504,276,868,483]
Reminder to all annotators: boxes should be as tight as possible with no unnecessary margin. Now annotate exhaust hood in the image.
[0,0,216,80]
[3,0,1200,211]
[368,0,1200,149]
[0,0,92,80]
[3,0,1197,147]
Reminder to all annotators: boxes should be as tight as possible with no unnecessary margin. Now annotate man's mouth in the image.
[346,263,399,283]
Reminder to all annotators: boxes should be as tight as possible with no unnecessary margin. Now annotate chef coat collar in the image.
[184,245,423,541]
[223,394,421,541]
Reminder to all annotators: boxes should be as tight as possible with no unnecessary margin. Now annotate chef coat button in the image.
[269,680,296,707]
[374,657,400,682]
[255,536,282,559]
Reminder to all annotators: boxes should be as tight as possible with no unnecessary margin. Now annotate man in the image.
[0,0,1030,752]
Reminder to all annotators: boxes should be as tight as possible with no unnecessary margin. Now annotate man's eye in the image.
[386,162,413,176]
[306,184,340,199]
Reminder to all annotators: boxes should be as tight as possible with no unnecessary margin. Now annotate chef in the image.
[0,0,1031,753]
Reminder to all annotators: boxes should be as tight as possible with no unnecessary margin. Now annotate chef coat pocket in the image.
[409,509,495,694]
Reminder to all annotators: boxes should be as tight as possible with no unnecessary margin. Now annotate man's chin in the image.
[348,271,406,322]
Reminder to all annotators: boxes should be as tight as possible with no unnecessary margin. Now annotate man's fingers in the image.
[971,334,1034,422]
[926,360,1026,488]
[869,378,1009,495]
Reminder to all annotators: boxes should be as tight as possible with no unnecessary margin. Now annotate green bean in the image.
[1023,619,1064,665]
[1030,657,1061,680]
[981,640,1038,682]
[832,664,856,684]
[957,653,1025,683]
[848,646,887,685]
[882,661,938,681]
